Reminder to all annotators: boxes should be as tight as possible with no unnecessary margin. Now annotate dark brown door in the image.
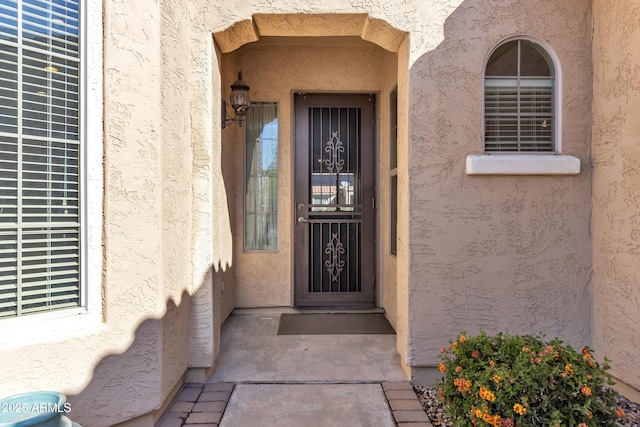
[294,93,375,307]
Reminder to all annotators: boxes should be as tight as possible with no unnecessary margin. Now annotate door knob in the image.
[298,216,309,223]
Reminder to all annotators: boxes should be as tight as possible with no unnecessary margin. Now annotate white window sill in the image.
[465,154,581,175]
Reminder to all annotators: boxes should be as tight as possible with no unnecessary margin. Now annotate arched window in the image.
[484,38,557,152]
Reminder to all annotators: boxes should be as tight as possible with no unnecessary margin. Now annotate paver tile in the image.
[170,401,195,412]
[193,401,227,413]
[185,383,205,388]
[157,412,188,427]
[178,387,202,402]
[186,411,223,424]
[199,391,231,402]
[385,390,418,400]
[157,418,183,427]
[389,399,424,411]
[204,382,235,392]
[394,410,431,423]
[382,381,414,391]
[184,424,218,426]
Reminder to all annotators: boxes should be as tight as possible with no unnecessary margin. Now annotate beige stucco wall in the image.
[380,50,400,328]
[592,0,640,390]
[405,0,594,373]
[0,0,234,425]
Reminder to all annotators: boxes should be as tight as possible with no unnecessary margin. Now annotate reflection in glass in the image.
[309,107,360,213]
[0,0,81,318]
[244,102,278,251]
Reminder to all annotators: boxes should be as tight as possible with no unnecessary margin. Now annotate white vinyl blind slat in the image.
[0,0,82,319]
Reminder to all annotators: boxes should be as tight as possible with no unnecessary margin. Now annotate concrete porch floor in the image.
[157,309,433,426]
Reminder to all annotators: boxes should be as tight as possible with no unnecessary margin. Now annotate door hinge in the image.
[372,197,376,210]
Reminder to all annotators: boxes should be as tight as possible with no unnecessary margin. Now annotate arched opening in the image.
[213,14,407,324]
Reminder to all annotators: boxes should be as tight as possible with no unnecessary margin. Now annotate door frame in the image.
[293,93,376,307]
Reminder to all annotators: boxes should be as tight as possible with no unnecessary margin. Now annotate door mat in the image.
[277,313,396,335]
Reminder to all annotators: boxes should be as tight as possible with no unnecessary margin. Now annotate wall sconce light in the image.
[222,71,250,129]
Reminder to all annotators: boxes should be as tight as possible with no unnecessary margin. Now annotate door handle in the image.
[298,216,309,223]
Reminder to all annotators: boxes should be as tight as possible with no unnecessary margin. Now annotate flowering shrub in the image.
[437,331,622,427]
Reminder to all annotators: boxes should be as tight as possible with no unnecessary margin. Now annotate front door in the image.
[294,93,375,307]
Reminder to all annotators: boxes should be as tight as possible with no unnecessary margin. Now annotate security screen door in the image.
[294,94,375,307]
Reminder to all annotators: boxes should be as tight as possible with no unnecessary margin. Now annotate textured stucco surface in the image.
[592,0,640,390]
[0,1,234,425]
[380,49,400,329]
[405,0,594,368]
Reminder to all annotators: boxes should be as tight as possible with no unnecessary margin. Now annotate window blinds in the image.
[485,78,554,152]
[0,0,81,318]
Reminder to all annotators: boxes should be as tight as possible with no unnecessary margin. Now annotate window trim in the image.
[468,34,580,176]
[482,34,563,154]
[1,0,103,341]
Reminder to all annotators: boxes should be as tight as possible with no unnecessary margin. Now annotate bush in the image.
[436,331,624,427]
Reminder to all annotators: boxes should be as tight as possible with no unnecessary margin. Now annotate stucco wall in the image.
[0,0,235,425]
[406,0,594,370]
[592,0,640,390]
[380,49,400,328]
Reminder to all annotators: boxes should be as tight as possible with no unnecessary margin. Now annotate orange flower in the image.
[455,365,463,373]
[493,374,501,383]
[452,342,459,350]
[438,363,447,373]
[513,403,526,415]
[522,347,530,353]
[440,347,446,354]
[578,424,588,427]
[479,387,496,402]
[459,335,467,343]
[565,363,574,375]
[616,408,625,418]
[471,350,480,358]
[454,378,471,392]
[489,360,496,368]
[581,386,592,396]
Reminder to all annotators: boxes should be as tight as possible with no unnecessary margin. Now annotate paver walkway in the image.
[158,381,431,427]
[156,311,433,427]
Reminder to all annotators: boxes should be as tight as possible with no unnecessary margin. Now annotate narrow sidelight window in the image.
[484,39,556,152]
[389,86,398,256]
[244,102,278,251]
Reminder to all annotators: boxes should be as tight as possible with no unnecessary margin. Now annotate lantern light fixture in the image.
[222,71,250,129]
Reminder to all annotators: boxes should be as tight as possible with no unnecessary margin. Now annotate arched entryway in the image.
[213,13,407,315]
